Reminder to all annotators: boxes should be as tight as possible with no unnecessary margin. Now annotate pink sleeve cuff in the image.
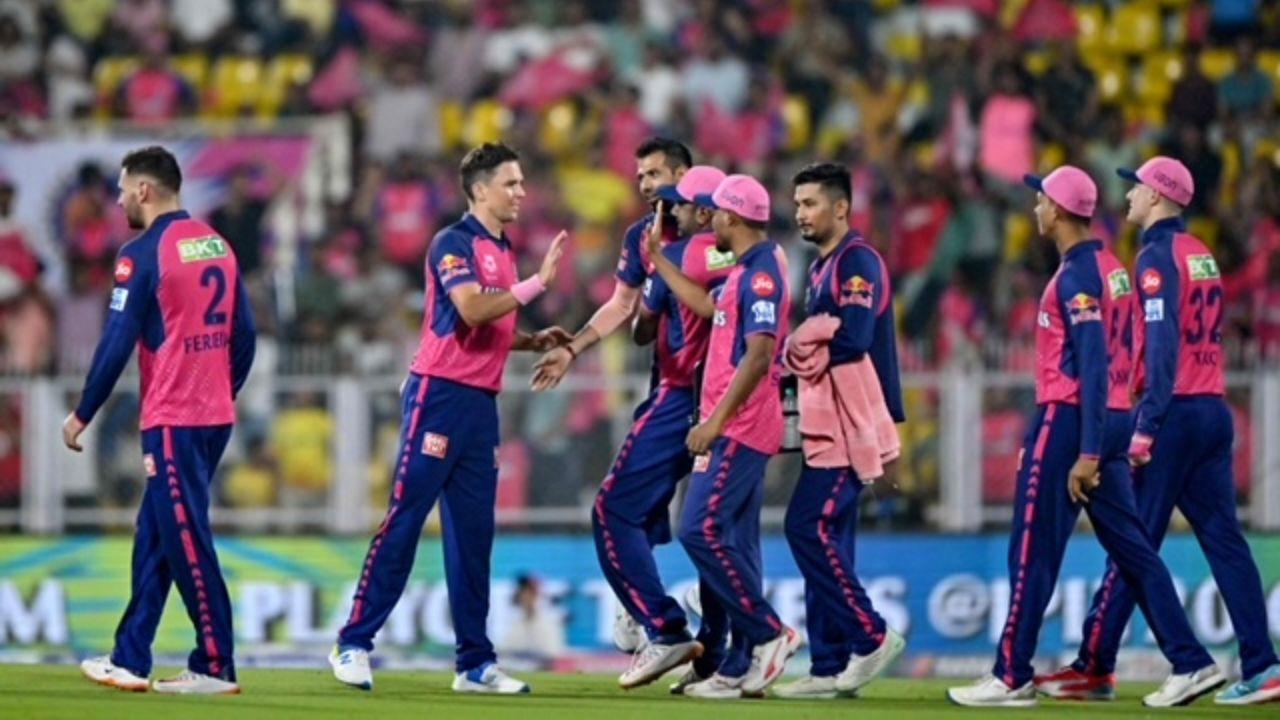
[511,275,546,305]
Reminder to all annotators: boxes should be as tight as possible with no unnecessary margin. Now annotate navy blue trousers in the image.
[786,465,886,676]
[679,437,783,655]
[112,425,235,681]
[338,374,499,673]
[992,404,1212,688]
[592,384,695,642]
[1074,396,1278,680]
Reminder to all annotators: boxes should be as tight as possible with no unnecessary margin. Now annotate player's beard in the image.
[124,202,145,229]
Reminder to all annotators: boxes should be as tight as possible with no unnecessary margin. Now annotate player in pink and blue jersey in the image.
[669,174,801,699]
[949,166,1220,709]
[329,143,569,695]
[69,146,256,696]
[1039,157,1280,707]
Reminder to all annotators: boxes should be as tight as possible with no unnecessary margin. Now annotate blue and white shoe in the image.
[1215,664,1280,705]
[329,645,373,691]
[452,662,530,694]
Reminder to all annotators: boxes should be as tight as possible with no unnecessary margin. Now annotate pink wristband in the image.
[511,275,547,305]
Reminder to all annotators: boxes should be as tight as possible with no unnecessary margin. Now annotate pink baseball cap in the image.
[1117,156,1194,207]
[695,173,770,223]
[656,165,726,205]
[1023,165,1098,219]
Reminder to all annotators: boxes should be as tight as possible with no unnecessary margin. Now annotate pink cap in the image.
[1117,156,1194,207]
[656,165,726,205]
[1023,165,1098,218]
[702,173,770,223]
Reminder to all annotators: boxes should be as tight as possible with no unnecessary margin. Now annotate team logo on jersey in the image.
[1145,298,1164,322]
[437,254,470,281]
[110,287,129,311]
[840,275,875,308]
[1038,311,1051,328]
[693,453,711,473]
[482,254,498,274]
[143,454,157,477]
[1141,268,1162,295]
[750,272,776,296]
[1107,269,1132,298]
[114,257,134,283]
[1187,254,1220,281]
[177,236,229,263]
[751,299,776,324]
[1066,293,1101,324]
[706,247,735,271]
[422,432,449,459]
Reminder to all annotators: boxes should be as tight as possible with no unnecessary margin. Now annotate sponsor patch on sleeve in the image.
[1141,268,1163,295]
[750,271,776,296]
[1144,298,1164,322]
[110,287,129,311]
[1066,293,1102,324]
[839,275,875,308]
[114,257,134,283]
[1107,269,1132,298]
[436,253,471,282]
[751,299,777,324]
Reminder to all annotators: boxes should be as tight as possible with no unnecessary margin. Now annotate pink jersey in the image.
[700,240,790,455]
[641,232,736,387]
[410,214,518,392]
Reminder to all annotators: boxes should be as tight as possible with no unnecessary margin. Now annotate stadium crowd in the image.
[0,0,1276,523]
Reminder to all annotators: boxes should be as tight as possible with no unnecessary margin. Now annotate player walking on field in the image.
[71,146,256,695]
[1036,156,1280,706]
[947,165,1221,708]
[329,142,568,695]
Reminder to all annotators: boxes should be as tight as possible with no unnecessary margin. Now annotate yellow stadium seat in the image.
[210,56,265,118]
[1257,51,1280,102]
[781,94,811,152]
[258,54,313,116]
[1038,143,1066,173]
[1075,5,1108,54]
[464,100,511,147]
[539,100,577,154]
[1092,57,1129,104]
[1138,52,1183,106]
[1187,217,1219,248]
[92,56,140,117]
[439,101,465,149]
[1004,214,1033,264]
[1023,49,1051,76]
[871,0,900,11]
[885,32,921,63]
[169,53,209,95]
[1199,48,1236,81]
[1109,2,1162,55]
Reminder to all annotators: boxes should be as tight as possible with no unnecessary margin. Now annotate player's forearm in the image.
[1136,333,1178,437]
[584,282,640,341]
[707,339,774,428]
[456,292,521,327]
[652,254,715,319]
[75,325,139,423]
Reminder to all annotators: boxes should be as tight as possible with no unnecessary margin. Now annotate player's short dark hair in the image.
[635,137,692,171]
[792,162,851,203]
[459,142,520,201]
[121,146,182,193]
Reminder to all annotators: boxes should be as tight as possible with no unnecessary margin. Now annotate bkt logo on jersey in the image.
[1187,254,1220,281]
[1107,269,1132,298]
[840,275,875,308]
[177,236,229,263]
[1066,293,1101,325]
[706,247,735,271]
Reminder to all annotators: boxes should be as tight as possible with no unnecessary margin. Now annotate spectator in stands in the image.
[210,164,271,279]
[499,574,566,663]
[1221,38,1274,119]
[847,55,908,167]
[0,2,38,83]
[0,177,52,374]
[114,49,197,125]
[62,162,126,271]
[1169,44,1219,131]
[682,35,749,114]
[1035,41,1097,146]
[979,66,1036,195]
[45,35,94,121]
[1162,122,1223,218]
[110,0,170,56]
[365,56,442,164]
[630,42,681,129]
[372,153,439,276]
[171,0,234,50]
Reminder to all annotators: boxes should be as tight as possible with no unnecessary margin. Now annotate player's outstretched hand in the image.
[1067,456,1100,504]
[645,201,665,260]
[531,326,573,351]
[537,230,568,287]
[62,412,86,453]
[686,420,720,455]
[531,346,572,391]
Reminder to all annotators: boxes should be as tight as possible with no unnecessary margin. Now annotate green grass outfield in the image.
[0,665,1272,720]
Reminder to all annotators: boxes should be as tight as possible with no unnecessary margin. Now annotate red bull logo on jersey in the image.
[1187,254,1220,281]
[1107,269,1132,298]
[751,272,776,296]
[840,275,875,308]
[437,253,470,281]
[177,236,229,263]
[114,257,134,283]
[1066,293,1102,324]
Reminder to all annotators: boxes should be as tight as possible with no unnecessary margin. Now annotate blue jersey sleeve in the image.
[615,217,649,288]
[428,229,478,293]
[1060,264,1107,458]
[230,275,256,396]
[1134,246,1181,438]
[641,271,669,315]
[75,240,158,423]
[830,246,882,360]
[740,257,784,338]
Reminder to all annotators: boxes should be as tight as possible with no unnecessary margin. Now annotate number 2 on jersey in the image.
[201,266,228,326]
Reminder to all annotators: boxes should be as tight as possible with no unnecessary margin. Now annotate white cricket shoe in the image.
[619,639,703,689]
[772,674,850,699]
[151,670,240,695]
[452,663,530,694]
[329,645,373,691]
[683,673,745,699]
[669,666,709,695]
[1143,665,1226,708]
[740,626,801,694]
[946,676,1037,707]
[80,655,148,692]
[613,605,644,653]
[835,628,905,693]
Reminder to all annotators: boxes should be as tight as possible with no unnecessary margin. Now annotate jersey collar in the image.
[1140,216,1186,246]
[1062,238,1104,261]
[460,213,510,247]
[737,239,774,265]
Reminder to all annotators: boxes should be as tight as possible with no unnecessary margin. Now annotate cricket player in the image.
[530,138,689,651]
[329,142,568,694]
[674,174,800,699]
[71,146,256,695]
[1037,157,1280,706]
[947,166,1221,708]
[773,163,906,700]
